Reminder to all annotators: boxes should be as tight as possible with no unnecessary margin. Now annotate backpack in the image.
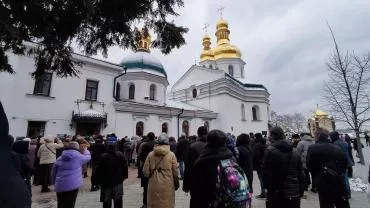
[320,160,346,193]
[214,159,251,208]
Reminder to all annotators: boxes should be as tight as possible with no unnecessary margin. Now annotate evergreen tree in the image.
[0,0,188,77]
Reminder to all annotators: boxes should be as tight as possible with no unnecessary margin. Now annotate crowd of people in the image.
[2,100,370,208]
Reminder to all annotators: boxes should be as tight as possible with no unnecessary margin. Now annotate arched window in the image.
[144,42,148,49]
[149,84,156,100]
[129,84,135,99]
[182,120,189,137]
[162,122,168,133]
[115,82,121,100]
[204,121,209,132]
[136,121,144,136]
[241,104,246,121]
[252,105,260,121]
[228,65,234,76]
[192,88,197,98]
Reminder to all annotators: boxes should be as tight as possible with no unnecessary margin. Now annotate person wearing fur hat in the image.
[37,135,64,192]
[52,141,91,208]
[143,133,179,208]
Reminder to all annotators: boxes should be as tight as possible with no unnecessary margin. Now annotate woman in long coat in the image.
[143,134,179,208]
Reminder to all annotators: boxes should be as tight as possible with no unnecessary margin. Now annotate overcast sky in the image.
[91,0,370,120]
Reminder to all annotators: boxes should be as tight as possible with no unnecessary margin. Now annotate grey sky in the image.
[91,0,370,119]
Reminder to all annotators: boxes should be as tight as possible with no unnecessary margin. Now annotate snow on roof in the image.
[165,99,210,111]
[79,109,106,118]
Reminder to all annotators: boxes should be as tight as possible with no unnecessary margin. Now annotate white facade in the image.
[0,46,217,139]
[1,18,270,139]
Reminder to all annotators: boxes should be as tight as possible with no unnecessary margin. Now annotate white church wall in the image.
[216,58,245,78]
[186,93,268,135]
[0,53,121,137]
[120,78,166,106]
[172,67,224,92]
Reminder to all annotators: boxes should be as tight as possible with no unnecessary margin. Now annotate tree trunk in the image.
[355,130,365,165]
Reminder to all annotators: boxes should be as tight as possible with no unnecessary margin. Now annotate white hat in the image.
[23,138,31,142]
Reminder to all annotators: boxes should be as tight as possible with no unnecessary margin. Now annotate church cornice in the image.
[169,77,270,104]
[120,72,169,86]
[114,101,217,119]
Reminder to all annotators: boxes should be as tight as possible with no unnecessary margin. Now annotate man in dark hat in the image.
[0,101,30,207]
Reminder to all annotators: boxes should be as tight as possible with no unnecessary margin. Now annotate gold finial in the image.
[137,28,151,52]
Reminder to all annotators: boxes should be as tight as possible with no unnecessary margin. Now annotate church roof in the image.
[120,51,167,77]
[226,73,268,91]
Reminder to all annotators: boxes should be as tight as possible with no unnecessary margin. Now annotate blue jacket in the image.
[334,140,354,167]
[52,149,91,192]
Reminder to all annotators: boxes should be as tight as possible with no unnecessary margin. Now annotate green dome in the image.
[120,51,167,77]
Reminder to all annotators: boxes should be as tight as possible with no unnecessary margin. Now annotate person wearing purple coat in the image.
[52,141,91,208]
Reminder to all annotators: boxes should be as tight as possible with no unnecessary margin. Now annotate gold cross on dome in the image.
[202,23,209,34]
[217,6,225,18]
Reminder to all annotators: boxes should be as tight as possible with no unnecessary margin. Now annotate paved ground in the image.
[32,166,369,208]
[32,145,370,208]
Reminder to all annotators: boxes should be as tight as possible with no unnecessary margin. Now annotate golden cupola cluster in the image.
[200,18,241,62]
[137,29,151,52]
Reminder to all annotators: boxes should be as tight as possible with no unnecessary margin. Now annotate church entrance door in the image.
[76,122,101,136]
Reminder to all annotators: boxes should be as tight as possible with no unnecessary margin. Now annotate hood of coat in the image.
[302,135,314,142]
[272,139,293,153]
[153,145,170,156]
[196,145,233,165]
[60,149,81,161]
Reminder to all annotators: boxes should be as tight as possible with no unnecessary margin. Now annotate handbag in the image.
[174,176,180,191]
[148,152,169,178]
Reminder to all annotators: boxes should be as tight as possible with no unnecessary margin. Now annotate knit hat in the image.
[156,133,169,145]
[67,141,79,150]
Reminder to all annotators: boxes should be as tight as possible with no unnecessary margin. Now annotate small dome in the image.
[120,51,167,77]
[200,34,215,62]
[216,18,229,29]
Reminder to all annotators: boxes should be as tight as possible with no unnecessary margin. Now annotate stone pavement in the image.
[32,166,369,208]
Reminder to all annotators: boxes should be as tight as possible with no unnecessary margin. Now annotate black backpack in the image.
[320,160,345,192]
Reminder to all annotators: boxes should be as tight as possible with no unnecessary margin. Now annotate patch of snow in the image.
[349,178,368,193]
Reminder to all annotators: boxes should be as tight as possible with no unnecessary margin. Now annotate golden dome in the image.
[137,29,151,52]
[213,18,241,60]
[200,34,215,61]
[216,18,229,29]
[315,109,328,117]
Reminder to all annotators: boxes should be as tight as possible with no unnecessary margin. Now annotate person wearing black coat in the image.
[262,127,305,208]
[236,133,253,194]
[253,133,267,198]
[306,129,349,208]
[12,140,34,205]
[183,127,208,195]
[190,130,233,208]
[96,143,128,208]
[0,101,30,208]
[175,134,190,179]
[90,136,107,192]
[138,132,156,208]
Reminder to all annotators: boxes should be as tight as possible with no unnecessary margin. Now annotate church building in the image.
[0,17,270,139]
